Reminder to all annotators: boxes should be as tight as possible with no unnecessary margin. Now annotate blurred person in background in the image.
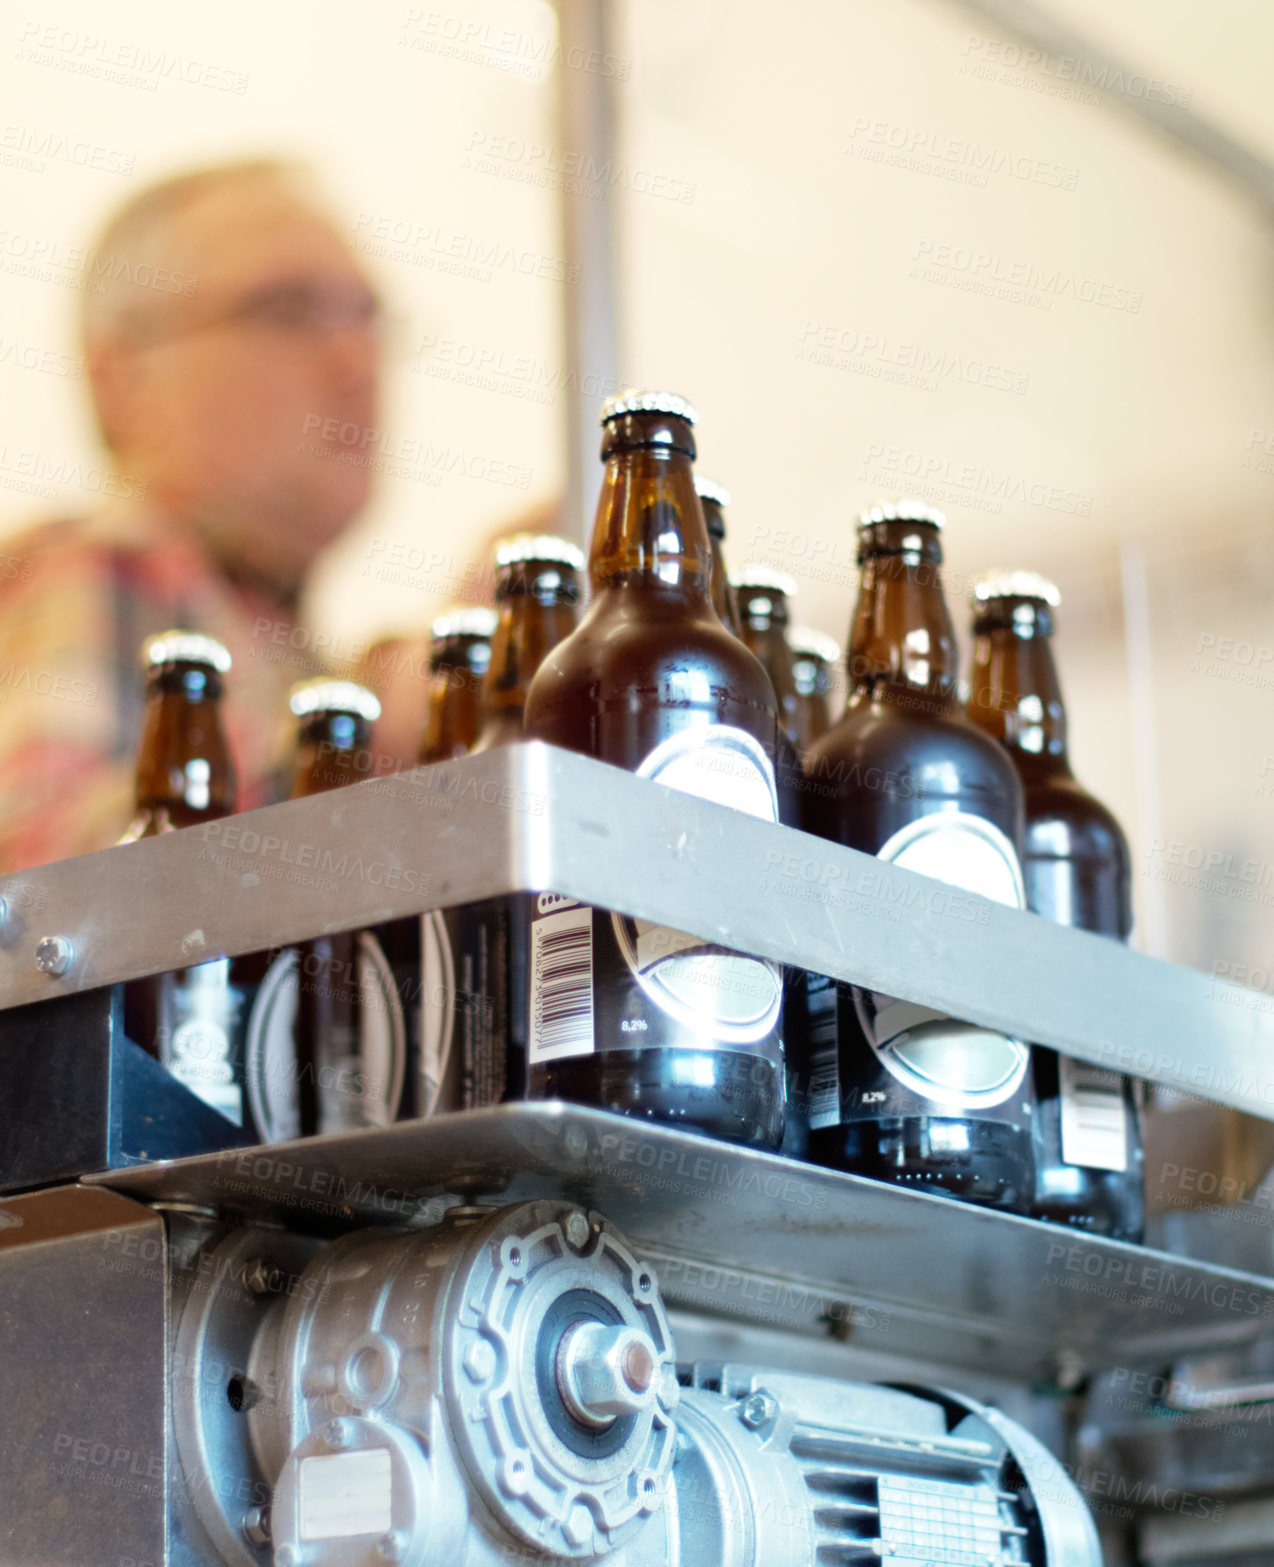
[0,158,382,869]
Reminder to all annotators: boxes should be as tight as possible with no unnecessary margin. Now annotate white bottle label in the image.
[609,726,782,1045]
[854,812,1030,1110]
[166,958,242,1125]
[1059,1056,1128,1171]
[245,935,405,1141]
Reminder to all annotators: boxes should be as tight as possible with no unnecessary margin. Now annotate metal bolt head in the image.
[558,1322,659,1426]
[565,1211,590,1250]
[34,935,72,976]
[463,1337,497,1383]
[376,1532,407,1562]
[241,1506,271,1547]
[322,1418,352,1450]
[562,1504,594,1549]
[740,1391,777,1429]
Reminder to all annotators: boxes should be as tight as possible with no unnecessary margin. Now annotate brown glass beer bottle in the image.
[244,679,408,1140]
[732,566,802,746]
[471,534,585,753]
[789,627,839,753]
[695,477,742,637]
[121,632,246,1125]
[522,389,786,1147]
[968,571,1143,1239]
[802,503,1034,1209]
[421,535,585,1115]
[417,608,498,764]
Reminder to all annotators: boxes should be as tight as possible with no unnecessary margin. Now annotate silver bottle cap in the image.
[430,607,499,641]
[142,630,232,673]
[972,569,1062,607]
[495,533,586,571]
[695,476,731,508]
[289,678,382,722]
[599,388,698,426]
[858,499,946,530]
[730,563,798,596]
[788,627,841,664]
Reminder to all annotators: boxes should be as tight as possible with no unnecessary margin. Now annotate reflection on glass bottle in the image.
[695,477,742,638]
[120,630,246,1125]
[244,679,407,1140]
[968,570,1143,1240]
[522,389,786,1148]
[788,626,840,754]
[802,503,1035,1210]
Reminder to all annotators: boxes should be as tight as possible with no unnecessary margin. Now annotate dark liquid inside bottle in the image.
[120,645,251,1127]
[417,615,495,765]
[790,634,836,754]
[523,398,786,1148]
[969,585,1143,1240]
[802,514,1034,1209]
[422,541,582,1115]
[697,486,742,638]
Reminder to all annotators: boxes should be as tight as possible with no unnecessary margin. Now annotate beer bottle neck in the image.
[290,712,372,797]
[124,663,235,837]
[847,525,960,707]
[476,564,579,748]
[419,637,488,763]
[968,600,1069,769]
[590,426,712,605]
[708,536,741,634]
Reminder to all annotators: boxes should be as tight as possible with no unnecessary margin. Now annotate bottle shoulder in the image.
[801,696,1023,849]
[526,599,776,720]
[1021,772,1130,862]
[809,696,1021,786]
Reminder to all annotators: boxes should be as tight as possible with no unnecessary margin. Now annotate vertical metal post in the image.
[554,0,620,544]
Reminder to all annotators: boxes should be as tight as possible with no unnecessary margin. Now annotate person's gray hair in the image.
[80,157,315,346]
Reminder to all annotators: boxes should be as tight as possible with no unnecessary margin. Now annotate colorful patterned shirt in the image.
[0,502,303,871]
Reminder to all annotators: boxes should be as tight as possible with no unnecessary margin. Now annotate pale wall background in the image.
[2,0,1273,986]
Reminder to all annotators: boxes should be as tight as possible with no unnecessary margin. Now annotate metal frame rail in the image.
[0,742,1269,1379]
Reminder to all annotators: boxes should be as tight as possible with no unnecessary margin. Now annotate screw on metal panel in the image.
[740,1391,777,1429]
[565,1210,590,1250]
[375,1532,407,1562]
[34,935,72,976]
[322,1418,352,1450]
[241,1507,271,1547]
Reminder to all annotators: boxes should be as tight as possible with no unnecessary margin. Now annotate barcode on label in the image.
[530,904,594,1063]
[806,977,841,1130]
[1059,1057,1127,1172]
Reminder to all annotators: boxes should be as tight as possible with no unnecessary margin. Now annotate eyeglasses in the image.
[139,279,390,347]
